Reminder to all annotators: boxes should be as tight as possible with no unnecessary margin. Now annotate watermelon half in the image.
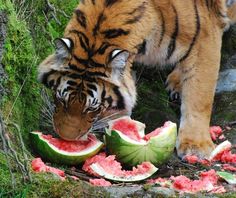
[105,117,177,166]
[30,132,104,165]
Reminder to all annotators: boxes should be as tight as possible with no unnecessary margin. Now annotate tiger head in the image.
[38,37,136,140]
[38,0,155,140]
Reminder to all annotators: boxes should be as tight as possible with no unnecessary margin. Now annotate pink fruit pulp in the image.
[89,179,112,187]
[111,119,171,142]
[31,158,65,177]
[83,153,155,178]
[41,134,97,152]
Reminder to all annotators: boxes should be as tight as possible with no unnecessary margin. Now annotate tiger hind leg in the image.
[166,66,182,101]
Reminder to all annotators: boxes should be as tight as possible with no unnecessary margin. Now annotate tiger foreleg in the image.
[176,41,222,159]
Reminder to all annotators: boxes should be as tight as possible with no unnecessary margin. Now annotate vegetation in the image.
[0,0,236,197]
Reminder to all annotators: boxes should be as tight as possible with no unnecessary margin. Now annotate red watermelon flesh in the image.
[82,152,107,176]
[83,153,155,178]
[218,150,236,163]
[171,169,223,193]
[42,134,97,153]
[89,178,112,187]
[144,122,171,141]
[210,126,223,141]
[111,118,142,141]
[222,164,236,172]
[112,119,172,142]
[31,158,65,178]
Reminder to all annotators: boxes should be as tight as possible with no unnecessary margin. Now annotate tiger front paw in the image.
[176,137,215,159]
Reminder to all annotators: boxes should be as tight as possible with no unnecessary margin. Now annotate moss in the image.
[0,0,42,144]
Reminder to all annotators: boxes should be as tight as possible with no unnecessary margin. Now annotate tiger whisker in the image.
[91,123,108,131]
[93,110,128,126]
[99,110,128,121]
[42,106,54,118]
[41,105,53,118]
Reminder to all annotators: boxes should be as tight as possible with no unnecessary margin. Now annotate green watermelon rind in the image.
[30,132,104,165]
[90,163,158,182]
[105,122,177,166]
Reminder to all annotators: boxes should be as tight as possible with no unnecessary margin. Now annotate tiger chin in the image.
[38,0,236,159]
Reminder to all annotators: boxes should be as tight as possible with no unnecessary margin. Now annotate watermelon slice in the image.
[105,117,177,166]
[30,132,104,165]
[83,153,158,182]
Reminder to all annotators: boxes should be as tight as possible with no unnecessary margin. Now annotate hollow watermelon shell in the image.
[30,132,104,165]
[105,117,177,166]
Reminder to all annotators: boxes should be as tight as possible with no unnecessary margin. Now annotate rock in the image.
[216,69,236,94]
[81,182,176,198]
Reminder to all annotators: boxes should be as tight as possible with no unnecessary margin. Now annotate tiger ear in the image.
[109,50,129,81]
[54,38,73,59]
[110,50,129,68]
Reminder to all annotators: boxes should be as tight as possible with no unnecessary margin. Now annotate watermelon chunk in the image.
[31,158,65,178]
[89,179,112,187]
[83,153,158,182]
[209,126,223,141]
[106,117,177,166]
[30,132,104,165]
[222,164,236,172]
[171,170,224,194]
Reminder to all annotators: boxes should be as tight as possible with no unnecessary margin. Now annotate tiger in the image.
[38,0,236,159]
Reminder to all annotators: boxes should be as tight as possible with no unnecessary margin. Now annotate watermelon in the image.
[31,158,65,178]
[209,140,232,161]
[89,178,112,187]
[170,169,224,194]
[105,117,177,166]
[30,132,104,165]
[83,153,158,182]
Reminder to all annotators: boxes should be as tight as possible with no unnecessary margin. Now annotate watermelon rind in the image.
[90,163,158,182]
[105,122,177,166]
[209,140,232,161]
[217,171,236,185]
[30,132,104,165]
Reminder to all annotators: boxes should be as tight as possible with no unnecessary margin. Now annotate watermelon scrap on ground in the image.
[147,170,226,194]
[89,179,112,187]
[210,126,223,141]
[223,164,236,172]
[31,158,65,180]
[83,153,158,182]
[184,140,236,165]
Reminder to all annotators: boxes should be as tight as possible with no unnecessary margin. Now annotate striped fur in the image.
[38,0,236,157]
